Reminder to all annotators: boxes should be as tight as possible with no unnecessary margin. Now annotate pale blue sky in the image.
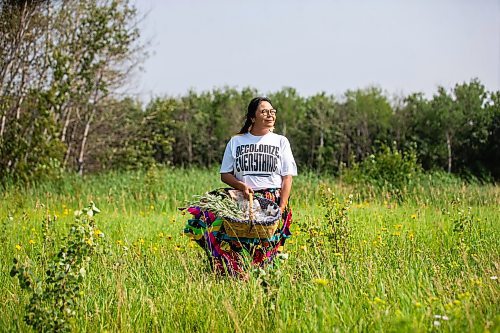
[131,0,500,101]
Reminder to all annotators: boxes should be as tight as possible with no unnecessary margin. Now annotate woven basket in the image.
[222,194,281,239]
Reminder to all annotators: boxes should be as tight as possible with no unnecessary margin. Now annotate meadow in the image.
[1,167,499,332]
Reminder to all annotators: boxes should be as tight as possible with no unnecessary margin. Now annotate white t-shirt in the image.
[220,132,298,190]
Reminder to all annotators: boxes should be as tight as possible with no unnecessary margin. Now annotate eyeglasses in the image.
[260,109,277,116]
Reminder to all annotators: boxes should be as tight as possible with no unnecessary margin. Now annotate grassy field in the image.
[1,167,499,332]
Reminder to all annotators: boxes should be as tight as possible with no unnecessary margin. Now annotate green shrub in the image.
[343,143,422,200]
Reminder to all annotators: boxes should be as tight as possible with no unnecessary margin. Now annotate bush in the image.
[343,143,422,199]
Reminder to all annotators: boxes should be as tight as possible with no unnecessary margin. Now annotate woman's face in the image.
[252,101,276,131]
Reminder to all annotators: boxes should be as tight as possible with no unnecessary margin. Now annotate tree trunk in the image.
[77,108,95,176]
[446,131,452,173]
[187,131,193,164]
[61,108,72,142]
[0,114,5,138]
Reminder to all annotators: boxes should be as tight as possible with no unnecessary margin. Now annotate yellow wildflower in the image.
[414,302,422,308]
[15,244,22,251]
[374,297,386,305]
[411,214,417,219]
[312,278,329,286]
[29,239,36,245]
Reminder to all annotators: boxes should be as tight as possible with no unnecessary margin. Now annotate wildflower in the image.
[414,302,422,308]
[381,227,388,232]
[392,232,401,236]
[334,252,342,257]
[158,232,165,238]
[139,238,145,245]
[174,245,181,251]
[94,229,104,237]
[434,315,449,321]
[276,252,289,260]
[313,278,329,286]
[86,239,93,246]
[300,245,307,252]
[433,321,441,327]
[393,224,403,230]
[408,232,415,240]
[15,244,22,251]
[458,292,470,300]
[411,214,417,219]
[490,276,498,280]
[116,240,123,246]
[471,278,483,286]
[152,246,158,252]
[29,239,36,245]
[453,300,461,305]
[373,297,386,305]
[150,205,155,210]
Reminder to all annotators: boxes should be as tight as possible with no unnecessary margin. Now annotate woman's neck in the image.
[249,127,270,136]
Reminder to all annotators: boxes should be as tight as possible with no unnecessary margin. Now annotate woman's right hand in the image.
[221,173,254,199]
[241,185,254,200]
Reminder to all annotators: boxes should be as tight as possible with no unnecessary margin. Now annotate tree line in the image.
[1,1,499,184]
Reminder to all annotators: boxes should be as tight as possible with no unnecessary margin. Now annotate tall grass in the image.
[1,168,499,332]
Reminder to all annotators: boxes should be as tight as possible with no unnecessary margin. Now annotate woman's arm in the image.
[279,175,293,212]
[221,173,254,199]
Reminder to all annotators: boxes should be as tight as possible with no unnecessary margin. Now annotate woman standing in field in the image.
[184,97,297,277]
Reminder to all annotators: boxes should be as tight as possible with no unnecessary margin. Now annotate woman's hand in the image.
[221,173,254,199]
[242,184,254,200]
[279,204,286,214]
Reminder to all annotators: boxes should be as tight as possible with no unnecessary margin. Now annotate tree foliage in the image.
[0,2,498,183]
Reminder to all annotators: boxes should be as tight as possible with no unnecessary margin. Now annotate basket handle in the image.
[248,193,254,221]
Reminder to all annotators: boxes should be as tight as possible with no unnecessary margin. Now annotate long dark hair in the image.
[238,96,272,134]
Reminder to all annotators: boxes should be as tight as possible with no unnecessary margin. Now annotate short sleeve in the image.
[280,137,297,176]
[220,139,234,173]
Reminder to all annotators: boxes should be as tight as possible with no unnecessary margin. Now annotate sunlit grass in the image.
[1,168,499,332]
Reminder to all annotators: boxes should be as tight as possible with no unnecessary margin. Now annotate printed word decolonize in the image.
[235,144,280,173]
